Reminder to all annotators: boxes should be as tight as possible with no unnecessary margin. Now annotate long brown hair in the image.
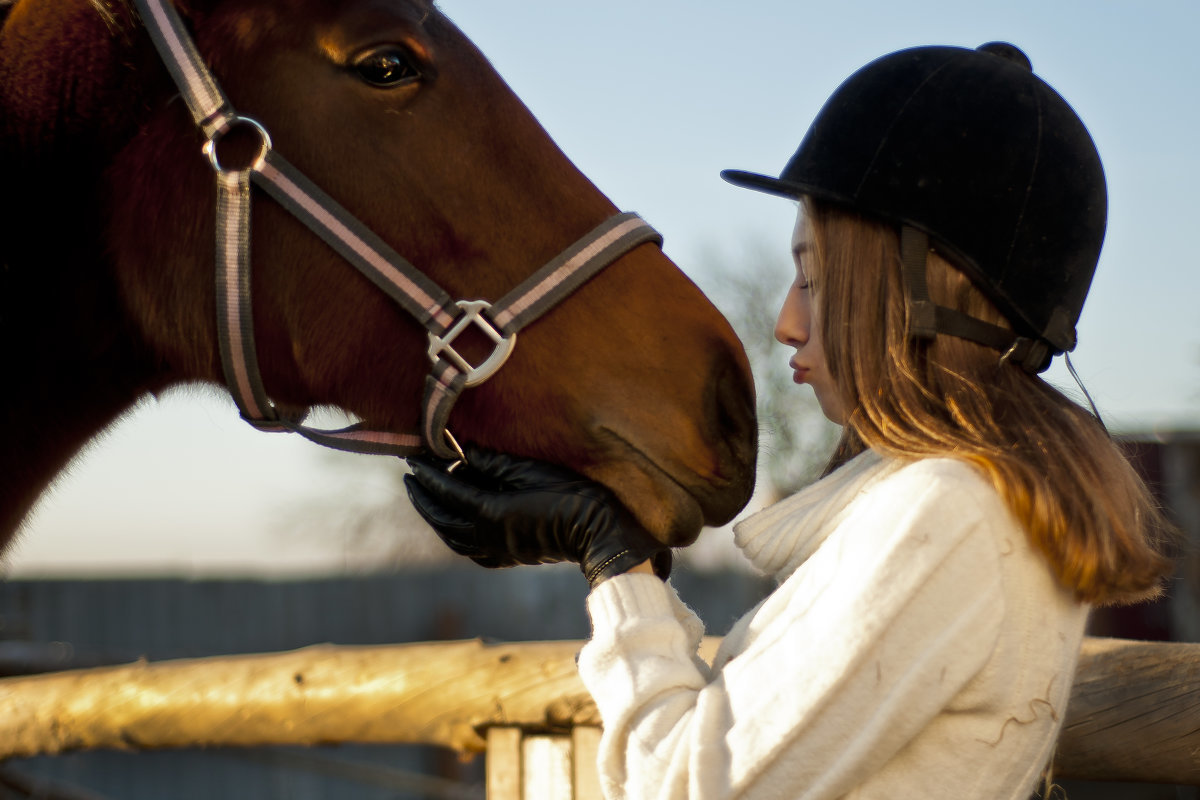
[804,198,1173,606]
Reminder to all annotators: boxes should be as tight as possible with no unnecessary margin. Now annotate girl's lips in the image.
[789,360,809,384]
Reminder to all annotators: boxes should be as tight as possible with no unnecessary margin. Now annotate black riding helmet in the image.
[722,42,1107,373]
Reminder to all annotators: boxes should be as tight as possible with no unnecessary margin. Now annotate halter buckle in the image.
[427,300,517,387]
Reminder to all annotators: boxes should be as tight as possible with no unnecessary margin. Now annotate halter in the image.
[133,0,662,461]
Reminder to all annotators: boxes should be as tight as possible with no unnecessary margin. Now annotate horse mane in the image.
[89,0,138,41]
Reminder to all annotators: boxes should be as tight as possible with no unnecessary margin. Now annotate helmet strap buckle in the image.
[998,337,1050,371]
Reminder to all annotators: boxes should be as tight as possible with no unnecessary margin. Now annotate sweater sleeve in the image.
[577,464,1007,800]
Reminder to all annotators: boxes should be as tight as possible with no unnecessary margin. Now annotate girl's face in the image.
[774,209,846,425]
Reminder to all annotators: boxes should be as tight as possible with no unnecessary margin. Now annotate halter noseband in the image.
[133,0,662,462]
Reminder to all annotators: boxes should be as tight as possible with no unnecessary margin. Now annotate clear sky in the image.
[5,0,1198,576]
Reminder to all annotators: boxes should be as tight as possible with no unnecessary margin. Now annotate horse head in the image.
[0,0,756,548]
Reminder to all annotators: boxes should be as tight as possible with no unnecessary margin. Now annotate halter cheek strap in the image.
[135,0,662,461]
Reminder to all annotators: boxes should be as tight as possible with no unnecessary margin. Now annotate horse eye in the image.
[354,48,420,87]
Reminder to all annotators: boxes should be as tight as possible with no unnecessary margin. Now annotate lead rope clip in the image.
[443,429,468,473]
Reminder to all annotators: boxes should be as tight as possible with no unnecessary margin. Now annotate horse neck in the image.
[0,256,169,547]
[0,130,169,545]
[0,0,170,545]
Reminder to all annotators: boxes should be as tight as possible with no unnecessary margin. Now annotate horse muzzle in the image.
[587,355,758,547]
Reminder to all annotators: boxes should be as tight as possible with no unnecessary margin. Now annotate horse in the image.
[0,0,758,556]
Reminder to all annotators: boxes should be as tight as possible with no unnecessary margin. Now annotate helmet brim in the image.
[720,169,811,200]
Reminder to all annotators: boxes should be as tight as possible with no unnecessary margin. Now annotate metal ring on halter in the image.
[203,115,273,173]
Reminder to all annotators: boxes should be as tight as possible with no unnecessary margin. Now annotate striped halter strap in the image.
[132,0,662,462]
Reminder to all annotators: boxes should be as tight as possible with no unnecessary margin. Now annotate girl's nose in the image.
[774,289,809,347]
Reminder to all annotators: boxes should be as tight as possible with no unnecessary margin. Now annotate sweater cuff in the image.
[587,572,676,634]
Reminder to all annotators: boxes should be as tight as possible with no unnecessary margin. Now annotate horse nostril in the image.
[693,357,758,525]
[711,357,759,479]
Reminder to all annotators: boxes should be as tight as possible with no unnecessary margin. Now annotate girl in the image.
[405,42,1173,799]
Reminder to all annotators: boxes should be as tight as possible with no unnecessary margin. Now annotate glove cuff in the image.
[583,548,672,588]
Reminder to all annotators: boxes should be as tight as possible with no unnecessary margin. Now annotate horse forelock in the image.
[88,0,136,41]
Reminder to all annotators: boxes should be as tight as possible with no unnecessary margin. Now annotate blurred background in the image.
[2,1,1197,798]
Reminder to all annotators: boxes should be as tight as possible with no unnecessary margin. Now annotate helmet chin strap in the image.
[1064,352,1108,431]
[899,226,1052,373]
[898,225,1107,428]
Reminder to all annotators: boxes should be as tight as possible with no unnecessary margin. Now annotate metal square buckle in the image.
[427,300,517,387]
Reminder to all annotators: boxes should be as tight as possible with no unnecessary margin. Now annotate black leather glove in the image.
[403,447,671,587]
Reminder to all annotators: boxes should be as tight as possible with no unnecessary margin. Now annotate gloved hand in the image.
[404,446,671,588]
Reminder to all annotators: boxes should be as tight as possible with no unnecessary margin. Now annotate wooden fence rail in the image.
[0,637,1196,787]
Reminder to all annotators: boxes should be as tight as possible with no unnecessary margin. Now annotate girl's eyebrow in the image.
[792,242,810,259]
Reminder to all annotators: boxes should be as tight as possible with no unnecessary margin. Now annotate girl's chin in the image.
[811,392,846,426]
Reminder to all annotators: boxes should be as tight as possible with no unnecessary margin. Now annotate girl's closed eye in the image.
[793,243,812,289]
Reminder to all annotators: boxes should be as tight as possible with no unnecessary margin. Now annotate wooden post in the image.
[572,727,603,800]
[0,637,1196,785]
[485,728,522,800]
[485,726,603,799]
[1055,638,1200,784]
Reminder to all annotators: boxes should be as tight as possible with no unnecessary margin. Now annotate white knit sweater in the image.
[578,450,1088,799]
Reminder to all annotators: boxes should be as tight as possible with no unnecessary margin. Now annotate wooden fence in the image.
[0,636,1196,796]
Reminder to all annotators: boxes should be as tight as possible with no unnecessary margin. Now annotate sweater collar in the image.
[733,449,904,580]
